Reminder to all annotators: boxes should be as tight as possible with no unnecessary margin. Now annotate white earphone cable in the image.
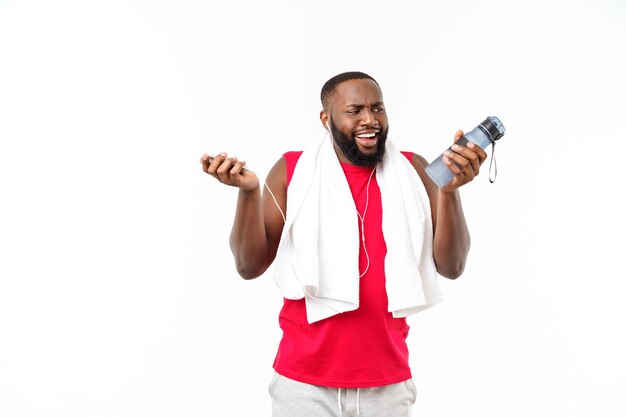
[356,167,375,278]
[264,181,286,222]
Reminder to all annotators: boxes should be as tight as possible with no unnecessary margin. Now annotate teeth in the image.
[356,132,376,138]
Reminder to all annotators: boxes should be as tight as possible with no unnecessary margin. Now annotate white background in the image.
[1,0,625,416]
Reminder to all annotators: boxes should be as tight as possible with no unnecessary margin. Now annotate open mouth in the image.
[354,130,380,148]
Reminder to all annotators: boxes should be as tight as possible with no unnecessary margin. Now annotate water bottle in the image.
[425,116,506,188]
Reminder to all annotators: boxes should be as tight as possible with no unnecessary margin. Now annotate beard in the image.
[329,117,388,167]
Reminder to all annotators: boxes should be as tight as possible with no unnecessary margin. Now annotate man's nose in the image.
[360,108,378,126]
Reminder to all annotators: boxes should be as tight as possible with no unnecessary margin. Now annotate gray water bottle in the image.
[425,116,506,188]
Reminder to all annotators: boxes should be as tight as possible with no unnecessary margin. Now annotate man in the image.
[200,71,486,417]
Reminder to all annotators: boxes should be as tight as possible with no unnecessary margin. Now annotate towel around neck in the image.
[272,132,443,324]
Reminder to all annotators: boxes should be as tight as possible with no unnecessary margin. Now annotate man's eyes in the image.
[346,107,385,114]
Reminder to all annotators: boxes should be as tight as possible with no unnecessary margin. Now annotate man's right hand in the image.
[200,152,259,191]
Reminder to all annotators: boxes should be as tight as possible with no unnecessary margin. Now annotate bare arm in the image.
[200,153,287,279]
[410,130,487,279]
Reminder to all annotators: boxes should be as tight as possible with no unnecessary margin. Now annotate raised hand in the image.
[440,130,488,191]
[200,152,259,192]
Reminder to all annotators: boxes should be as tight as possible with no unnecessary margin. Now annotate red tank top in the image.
[272,151,415,388]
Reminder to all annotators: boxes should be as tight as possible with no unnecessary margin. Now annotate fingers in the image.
[199,153,215,174]
[200,152,257,189]
[442,140,488,187]
[443,148,477,177]
[209,153,241,180]
[229,160,247,175]
[216,157,248,179]
[451,143,480,173]
[215,155,237,177]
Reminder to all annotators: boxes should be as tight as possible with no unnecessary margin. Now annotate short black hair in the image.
[320,71,380,110]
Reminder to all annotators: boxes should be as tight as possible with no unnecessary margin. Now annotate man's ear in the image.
[320,111,329,130]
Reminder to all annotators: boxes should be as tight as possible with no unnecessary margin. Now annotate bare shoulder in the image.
[407,152,439,213]
[409,152,429,170]
[265,156,287,187]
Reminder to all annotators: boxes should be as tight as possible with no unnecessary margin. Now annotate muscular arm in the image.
[201,153,287,279]
[229,158,286,279]
[410,130,486,279]
[431,183,471,279]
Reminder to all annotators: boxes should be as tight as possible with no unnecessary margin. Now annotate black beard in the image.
[329,118,388,167]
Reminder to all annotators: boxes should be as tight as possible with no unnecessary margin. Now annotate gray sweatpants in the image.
[268,372,417,417]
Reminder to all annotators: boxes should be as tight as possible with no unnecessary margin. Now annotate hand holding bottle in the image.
[438,130,488,191]
[425,116,506,188]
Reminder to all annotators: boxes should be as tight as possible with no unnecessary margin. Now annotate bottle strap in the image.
[488,140,497,183]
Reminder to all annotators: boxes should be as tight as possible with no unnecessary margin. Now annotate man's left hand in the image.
[440,130,488,191]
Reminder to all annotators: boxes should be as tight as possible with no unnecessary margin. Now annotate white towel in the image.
[273,132,443,323]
